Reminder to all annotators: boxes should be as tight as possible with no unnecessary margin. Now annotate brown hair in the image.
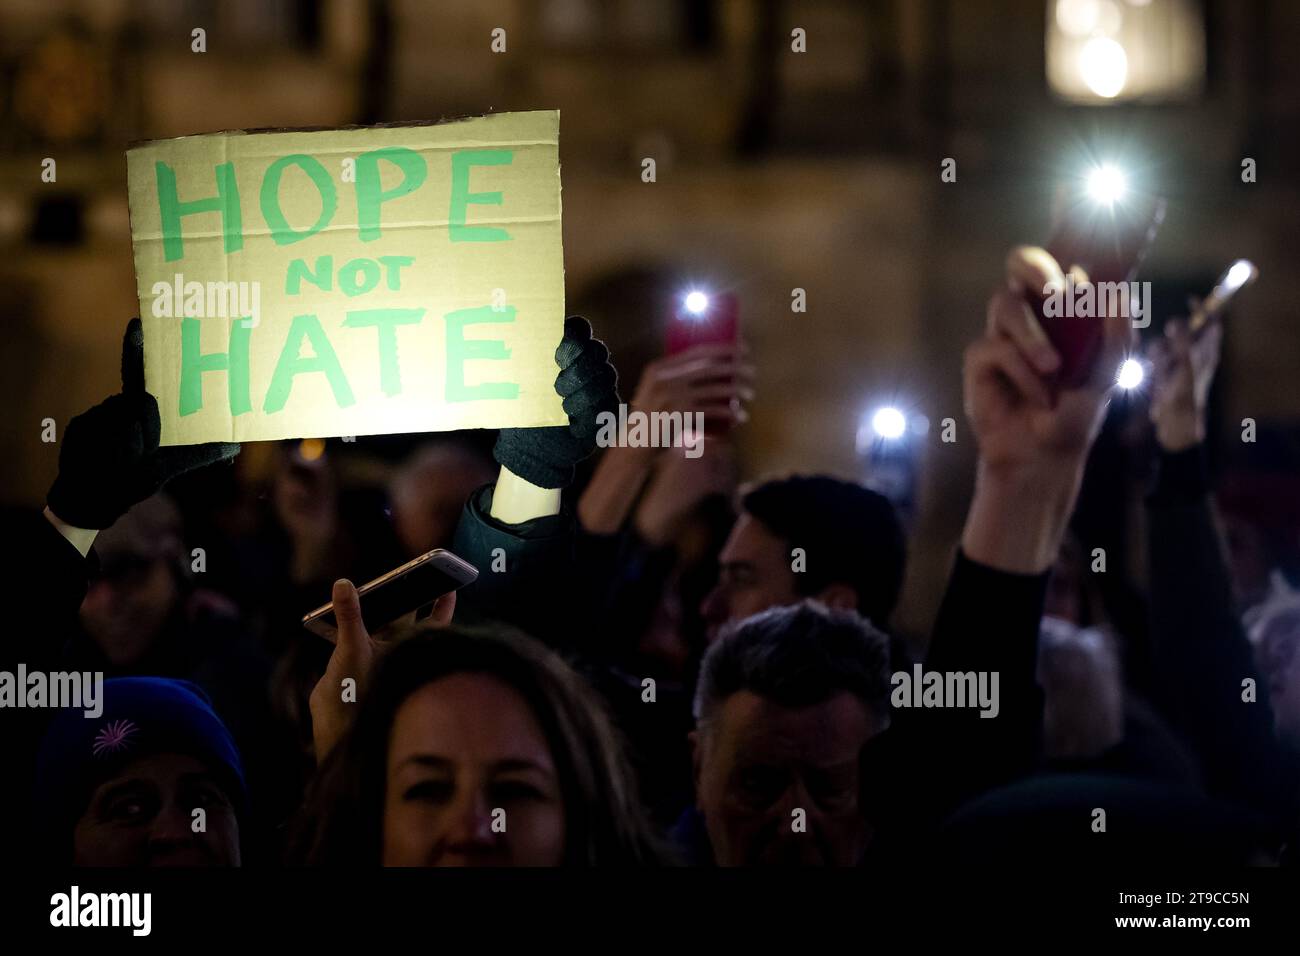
[289,624,673,866]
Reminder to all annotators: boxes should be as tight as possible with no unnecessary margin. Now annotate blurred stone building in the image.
[2,0,1298,633]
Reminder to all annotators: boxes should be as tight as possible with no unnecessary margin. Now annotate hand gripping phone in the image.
[1035,172,1166,388]
[302,548,478,642]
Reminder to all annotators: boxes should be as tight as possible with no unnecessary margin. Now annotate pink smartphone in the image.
[302,549,478,642]
[665,291,740,355]
[1036,186,1165,388]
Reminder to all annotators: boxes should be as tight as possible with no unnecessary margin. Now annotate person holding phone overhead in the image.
[292,314,667,868]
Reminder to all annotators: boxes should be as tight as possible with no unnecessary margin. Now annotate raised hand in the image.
[964,247,1132,477]
[308,578,455,760]
[960,247,1133,573]
[631,342,754,426]
[1148,308,1223,452]
[47,318,241,529]
[492,315,620,490]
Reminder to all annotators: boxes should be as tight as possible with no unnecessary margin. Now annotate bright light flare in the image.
[1079,37,1128,98]
[1221,259,1257,293]
[683,291,710,315]
[1056,0,1101,36]
[871,406,907,440]
[1117,358,1145,390]
[1086,164,1128,205]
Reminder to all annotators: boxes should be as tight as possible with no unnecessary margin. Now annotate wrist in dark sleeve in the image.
[34,512,97,607]
[51,516,96,573]
[461,484,569,542]
[451,485,572,582]
[927,549,1049,676]
[450,484,576,646]
[0,512,97,667]
[1148,444,1210,505]
[888,550,1049,834]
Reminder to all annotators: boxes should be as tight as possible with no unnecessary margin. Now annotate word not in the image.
[594,405,704,458]
[284,254,412,297]
[151,273,261,328]
[50,886,151,936]
[890,665,999,718]
[0,666,102,718]
[1040,277,1152,328]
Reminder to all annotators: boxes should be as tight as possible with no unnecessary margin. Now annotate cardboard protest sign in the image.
[125,110,567,445]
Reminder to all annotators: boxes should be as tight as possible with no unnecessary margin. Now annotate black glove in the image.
[493,315,619,489]
[47,318,241,530]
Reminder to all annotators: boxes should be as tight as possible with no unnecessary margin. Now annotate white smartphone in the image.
[1189,259,1258,334]
[302,548,479,642]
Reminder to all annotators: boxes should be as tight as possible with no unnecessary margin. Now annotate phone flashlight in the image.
[856,404,926,527]
[1116,357,1145,390]
[1190,259,1258,334]
[1085,164,1127,206]
[665,289,739,355]
[1036,163,1166,389]
[870,406,907,441]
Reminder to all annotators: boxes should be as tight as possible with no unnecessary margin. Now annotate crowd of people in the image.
[3,247,1298,868]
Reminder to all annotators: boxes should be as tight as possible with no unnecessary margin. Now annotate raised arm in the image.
[576,342,751,535]
[449,316,618,647]
[4,319,239,668]
[1145,315,1292,816]
[889,247,1132,826]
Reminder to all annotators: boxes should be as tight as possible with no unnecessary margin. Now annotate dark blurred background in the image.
[2,0,1298,635]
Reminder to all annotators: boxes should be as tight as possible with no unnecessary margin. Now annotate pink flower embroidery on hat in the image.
[92,719,139,757]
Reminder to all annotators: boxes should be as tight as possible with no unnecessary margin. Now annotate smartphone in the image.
[302,548,479,642]
[1036,186,1166,388]
[665,290,740,355]
[1189,259,1258,334]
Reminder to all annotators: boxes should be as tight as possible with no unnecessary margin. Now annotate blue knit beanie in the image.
[33,677,247,847]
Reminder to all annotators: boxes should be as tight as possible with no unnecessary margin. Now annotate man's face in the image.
[1223,516,1272,607]
[81,557,178,666]
[701,515,800,642]
[73,752,240,866]
[693,690,877,866]
[390,448,497,558]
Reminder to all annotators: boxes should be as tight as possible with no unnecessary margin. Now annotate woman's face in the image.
[382,673,566,866]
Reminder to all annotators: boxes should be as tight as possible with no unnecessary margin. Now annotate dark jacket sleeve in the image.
[0,510,97,862]
[0,510,94,672]
[585,528,681,660]
[450,484,581,649]
[922,550,1048,784]
[1146,445,1295,818]
[870,550,1047,839]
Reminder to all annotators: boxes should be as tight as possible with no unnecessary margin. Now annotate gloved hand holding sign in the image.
[47,318,241,530]
[492,315,619,491]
